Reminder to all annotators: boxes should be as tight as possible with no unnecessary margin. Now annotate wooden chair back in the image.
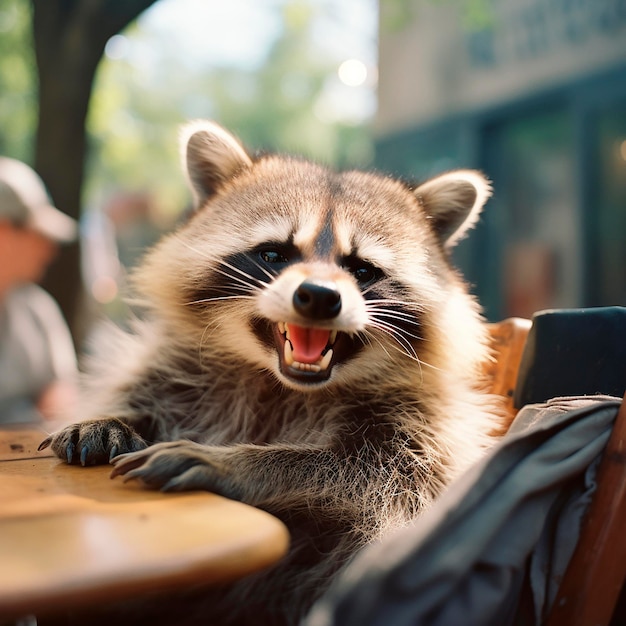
[485,317,532,430]
[486,318,626,626]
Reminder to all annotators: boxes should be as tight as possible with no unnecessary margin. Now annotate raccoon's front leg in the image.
[39,417,148,466]
[110,441,237,495]
[110,441,361,513]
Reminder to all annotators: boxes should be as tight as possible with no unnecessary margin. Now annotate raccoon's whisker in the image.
[198,319,220,361]
[218,259,270,289]
[374,328,419,362]
[360,282,375,294]
[359,329,394,362]
[246,256,278,282]
[364,297,406,305]
[178,236,214,261]
[176,237,268,291]
[370,323,421,341]
[378,325,422,342]
[369,307,427,324]
[209,272,258,295]
[361,328,426,385]
[368,315,422,342]
[365,303,418,314]
[224,281,265,295]
[365,298,427,311]
[372,326,422,344]
[366,305,424,332]
[176,237,263,291]
[368,319,417,355]
[184,295,257,306]
[200,309,231,338]
[223,258,273,286]
[366,308,421,325]
[367,318,436,367]
[365,299,415,308]
[368,325,437,382]
[212,264,265,292]
[223,285,260,296]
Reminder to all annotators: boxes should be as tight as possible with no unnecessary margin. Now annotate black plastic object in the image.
[514,307,626,408]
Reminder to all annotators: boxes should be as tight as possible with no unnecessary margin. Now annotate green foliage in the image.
[86,0,375,222]
[381,0,495,32]
[0,0,494,224]
[86,23,187,221]
[205,9,345,161]
[0,0,376,223]
[380,0,419,32]
[0,0,37,162]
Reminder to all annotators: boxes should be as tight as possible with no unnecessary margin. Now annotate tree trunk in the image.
[31,0,158,348]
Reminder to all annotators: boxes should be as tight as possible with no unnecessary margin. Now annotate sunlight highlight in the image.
[337,59,368,87]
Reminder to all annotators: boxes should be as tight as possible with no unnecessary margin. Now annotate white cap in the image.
[0,157,77,243]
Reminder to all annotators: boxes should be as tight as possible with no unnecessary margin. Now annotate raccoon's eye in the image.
[343,257,383,286]
[256,243,299,270]
[353,265,377,284]
[260,250,288,264]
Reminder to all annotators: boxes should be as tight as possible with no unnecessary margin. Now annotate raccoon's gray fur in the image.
[42,120,501,625]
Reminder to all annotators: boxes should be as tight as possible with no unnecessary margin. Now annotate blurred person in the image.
[0,157,78,425]
[81,191,166,327]
[104,191,163,271]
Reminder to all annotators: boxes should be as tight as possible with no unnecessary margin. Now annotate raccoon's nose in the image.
[293,280,342,320]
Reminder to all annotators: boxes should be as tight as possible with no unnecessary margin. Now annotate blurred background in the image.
[376,0,626,323]
[0,0,625,351]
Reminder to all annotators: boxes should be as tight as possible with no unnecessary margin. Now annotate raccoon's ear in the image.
[180,120,253,208]
[414,170,492,249]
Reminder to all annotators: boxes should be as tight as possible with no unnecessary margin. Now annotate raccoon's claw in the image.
[37,436,52,451]
[41,418,147,466]
[110,451,151,478]
[80,445,89,466]
[110,442,225,494]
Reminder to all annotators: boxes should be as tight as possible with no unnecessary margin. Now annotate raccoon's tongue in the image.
[286,324,330,364]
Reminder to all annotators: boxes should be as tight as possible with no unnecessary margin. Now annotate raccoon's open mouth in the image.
[276,321,338,379]
[252,320,359,385]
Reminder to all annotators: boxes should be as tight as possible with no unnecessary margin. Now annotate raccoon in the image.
[40,120,501,625]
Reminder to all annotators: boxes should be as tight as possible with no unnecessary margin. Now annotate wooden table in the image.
[0,425,289,620]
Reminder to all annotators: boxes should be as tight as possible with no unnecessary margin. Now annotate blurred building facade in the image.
[375,0,626,321]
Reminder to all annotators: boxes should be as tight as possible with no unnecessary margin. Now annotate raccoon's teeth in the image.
[329,330,338,344]
[278,322,286,335]
[283,339,333,373]
[284,339,294,366]
[319,349,333,371]
[299,363,321,373]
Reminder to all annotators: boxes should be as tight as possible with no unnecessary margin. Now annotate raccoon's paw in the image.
[38,418,147,466]
[110,441,227,494]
